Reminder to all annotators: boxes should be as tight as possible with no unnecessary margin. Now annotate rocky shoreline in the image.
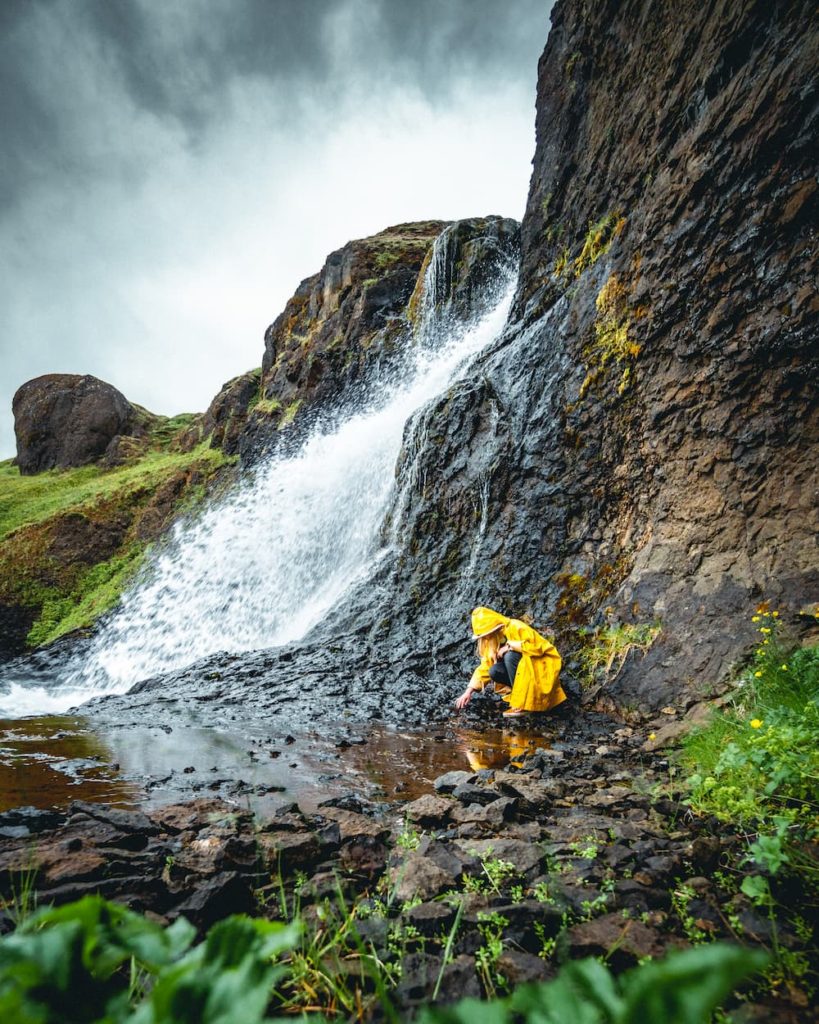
[1,709,814,1021]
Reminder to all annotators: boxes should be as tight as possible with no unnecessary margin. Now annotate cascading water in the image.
[0,245,515,718]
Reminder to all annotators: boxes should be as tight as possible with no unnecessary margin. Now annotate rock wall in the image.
[377,0,819,708]
[77,2,817,723]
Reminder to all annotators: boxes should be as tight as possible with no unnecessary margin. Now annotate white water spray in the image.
[0,254,514,717]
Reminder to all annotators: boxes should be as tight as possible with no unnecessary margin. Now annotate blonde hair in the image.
[477,629,503,662]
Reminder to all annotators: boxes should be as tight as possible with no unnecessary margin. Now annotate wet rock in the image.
[567,913,665,970]
[454,838,544,877]
[0,806,66,835]
[170,871,254,930]
[390,852,457,902]
[256,831,321,873]
[450,797,516,829]
[406,900,455,936]
[492,771,564,808]
[403,794,455,827]
[339,837,388,877]
[315,807,389,842]
[496,949,552,984]
[429,954,482,1004]
[451,784,500,806]
[433,770,473,794]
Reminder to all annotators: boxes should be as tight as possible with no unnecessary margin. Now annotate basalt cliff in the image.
[2,0,817,724]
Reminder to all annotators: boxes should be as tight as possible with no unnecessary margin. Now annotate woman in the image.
[455,606,566,717]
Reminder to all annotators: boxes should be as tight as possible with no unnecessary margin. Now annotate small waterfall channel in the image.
[0,242,515,718]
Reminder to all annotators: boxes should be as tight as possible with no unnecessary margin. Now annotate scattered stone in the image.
[403,794,455,827]
[567,913,664,969]
[433,770,472,793]
[390,852,456,902]
[451,784,499,806]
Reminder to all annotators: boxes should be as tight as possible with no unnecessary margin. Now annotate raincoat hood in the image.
[471,606,510,639]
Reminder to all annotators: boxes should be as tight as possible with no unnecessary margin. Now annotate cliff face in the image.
[259,0,818,715]
[509,0,819,704]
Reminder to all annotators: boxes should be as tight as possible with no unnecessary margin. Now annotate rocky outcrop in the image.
[312,0,818,711]
[238,221,448,459]
[12,374,151,475]
[504,0,819,704]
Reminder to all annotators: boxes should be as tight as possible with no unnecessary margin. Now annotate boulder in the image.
[13,374,147,474]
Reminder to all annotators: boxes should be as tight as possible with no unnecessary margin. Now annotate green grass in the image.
[578,621,661,688]
[0,893,767,1024]
[26,546,147,646]
[0,444,228,543]
[0,439,235,648]
[682,611,819,835]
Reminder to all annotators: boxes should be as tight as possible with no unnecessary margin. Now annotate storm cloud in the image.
[1,0,552,458]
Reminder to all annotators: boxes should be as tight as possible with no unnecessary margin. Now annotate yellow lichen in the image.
[573,212,625,278]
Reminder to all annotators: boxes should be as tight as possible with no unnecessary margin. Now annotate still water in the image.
[0,715,549,816]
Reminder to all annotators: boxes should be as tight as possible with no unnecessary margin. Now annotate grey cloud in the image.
[0,0,553,458]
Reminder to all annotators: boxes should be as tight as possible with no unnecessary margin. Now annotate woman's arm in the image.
[456,663,490,709]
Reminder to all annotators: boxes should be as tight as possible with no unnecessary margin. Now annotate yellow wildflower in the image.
[772,611,779,618]
[760,627,771,634]
[750,719,763,729]
[751,616,760,623]
[648,733,656,741]
[754,671,762,677]
[781,664,788,671]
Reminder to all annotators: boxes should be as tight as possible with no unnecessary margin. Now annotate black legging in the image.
[488,651,522,688]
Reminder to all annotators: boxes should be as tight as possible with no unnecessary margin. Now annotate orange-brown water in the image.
[0,715,550,815]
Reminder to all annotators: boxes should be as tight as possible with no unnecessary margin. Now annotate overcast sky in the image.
[1,0,553,460]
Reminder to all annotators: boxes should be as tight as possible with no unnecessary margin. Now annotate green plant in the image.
[481,855,519,894]
[3,862,39,927]
[475,911,509,998]
[671,883,709,946]
[579,621,661,688]
[571,836,600,860]
[0,895,298,1024]
[396,820,422,851]
[419,943,766,1024]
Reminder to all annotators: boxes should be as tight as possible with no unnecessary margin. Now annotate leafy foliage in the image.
[419,943,766,1024]
[684,610,819,846]
[0,895,766,1024]
[0,895,298,1024]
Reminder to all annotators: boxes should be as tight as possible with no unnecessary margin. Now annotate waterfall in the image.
[0,246,515,717]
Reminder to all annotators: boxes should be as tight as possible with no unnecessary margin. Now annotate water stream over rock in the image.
[0,241,515,719]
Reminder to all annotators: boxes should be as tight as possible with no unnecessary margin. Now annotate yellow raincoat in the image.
[469,607,565,713]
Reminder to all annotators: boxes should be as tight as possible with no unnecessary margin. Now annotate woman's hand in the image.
[455,688,474,710]
[497,643,511,657]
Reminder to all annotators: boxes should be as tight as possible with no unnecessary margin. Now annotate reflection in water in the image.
[0,716,551,815]
[340,725,548,801]
[0,716,139,812]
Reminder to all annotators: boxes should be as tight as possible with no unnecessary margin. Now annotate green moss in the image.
[253,397,282,417]
[553,247,571,279]
[278,399,302,429]
[26,547,146,646]
[148,413,198,449]
[579,273,641,397]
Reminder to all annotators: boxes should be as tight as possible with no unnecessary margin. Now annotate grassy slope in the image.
[0,419,235,648]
